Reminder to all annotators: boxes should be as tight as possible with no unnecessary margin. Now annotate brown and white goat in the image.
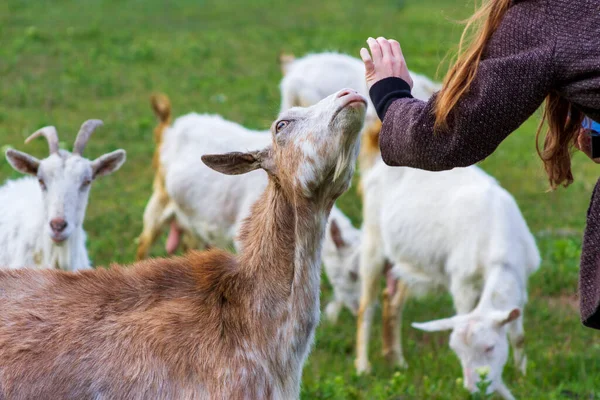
[135,94,364,320]
[0,89,366,399]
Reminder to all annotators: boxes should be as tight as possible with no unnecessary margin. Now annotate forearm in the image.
[372,60,550,170]
[377,92,504,171]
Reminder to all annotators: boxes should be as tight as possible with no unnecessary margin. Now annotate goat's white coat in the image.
[2,136,126,271]
[0,176,89,270]
[358,160,540,399]
[158,113,361,317]
[322,207,361,321]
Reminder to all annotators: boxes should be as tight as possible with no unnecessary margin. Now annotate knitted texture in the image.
[376,0,600,327]
[580,179,600,329]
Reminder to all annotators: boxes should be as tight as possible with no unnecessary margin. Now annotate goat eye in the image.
[485,345,495,353]
[275,120,289,133]
[38,179,46,190]
[81,179,92,188]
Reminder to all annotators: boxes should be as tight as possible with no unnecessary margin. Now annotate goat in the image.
[278,51,441,173]
[1,121,126,271]
[355,160,540,400]
[0,89,366,399]
[136,94,362,320]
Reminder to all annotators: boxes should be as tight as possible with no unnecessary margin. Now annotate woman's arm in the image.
[363,7,556,171]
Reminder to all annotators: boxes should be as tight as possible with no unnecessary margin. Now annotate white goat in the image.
[1,121,126,270]
[135,96,362,320]
[0,89,366,399]
[356,161,540,400]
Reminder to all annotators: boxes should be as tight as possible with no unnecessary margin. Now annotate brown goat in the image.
[0,89,366,399]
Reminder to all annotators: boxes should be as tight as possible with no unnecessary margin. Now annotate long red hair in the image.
[434,0,583,189]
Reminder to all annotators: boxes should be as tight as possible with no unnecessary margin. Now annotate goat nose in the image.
[337,89,354,98]
[50,218,68,233]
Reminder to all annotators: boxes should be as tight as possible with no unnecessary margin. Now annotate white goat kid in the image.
[356,162,540,400]
[137,98,362,320]
[1,121,126,270]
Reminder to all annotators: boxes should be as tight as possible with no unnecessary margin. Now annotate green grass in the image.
[1,0,599,398]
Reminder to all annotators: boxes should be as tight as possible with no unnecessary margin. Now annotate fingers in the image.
[389,39,403,60]
[360,47,374,76]
[363,36,411,90]
[367,37,382,63]
[377,37,392,61]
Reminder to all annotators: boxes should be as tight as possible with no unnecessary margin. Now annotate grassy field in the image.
[1,0,599,398]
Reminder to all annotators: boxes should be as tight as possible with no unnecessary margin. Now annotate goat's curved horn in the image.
[25,126,59,154]
[73,119,103,155]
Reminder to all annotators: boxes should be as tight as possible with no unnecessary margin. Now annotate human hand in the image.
[360,37,413,91]
[575,129,600,164]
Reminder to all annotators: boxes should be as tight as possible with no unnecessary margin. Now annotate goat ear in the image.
[202,149,274,176]
[492,308,521,327]
[91,149,127,179]
[412,316,459,332]
[5,149,40,176]
[329,219,346,249]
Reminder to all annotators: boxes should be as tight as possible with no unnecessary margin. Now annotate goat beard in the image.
[333,150,349,182]
[333,137,360,183]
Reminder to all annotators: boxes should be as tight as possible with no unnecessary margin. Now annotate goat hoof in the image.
[355,359,372,375]
[396,357,409,369]
[383,350,408,369]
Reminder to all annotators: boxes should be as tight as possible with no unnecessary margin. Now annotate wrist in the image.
[369,77,413,120]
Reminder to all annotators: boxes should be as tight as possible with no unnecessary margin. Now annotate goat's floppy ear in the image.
[91,149,127,179]
[491,308,521,327]
[329,219,346,249]
[412,316,460,332]
[5,149,40,176]
[202,148,274,176]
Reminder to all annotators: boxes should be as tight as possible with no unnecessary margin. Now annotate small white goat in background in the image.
[135,95,362,320]
[357,161,540,400]
[1,121,126,270]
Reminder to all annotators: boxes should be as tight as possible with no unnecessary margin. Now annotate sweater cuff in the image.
[369,77,413,120]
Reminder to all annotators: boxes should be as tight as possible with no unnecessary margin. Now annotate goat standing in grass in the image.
[0,121,126,271]
[356,160,540,400]
[0,89,366,399]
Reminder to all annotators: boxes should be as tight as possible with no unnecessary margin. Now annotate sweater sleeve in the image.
[377,3,556,171]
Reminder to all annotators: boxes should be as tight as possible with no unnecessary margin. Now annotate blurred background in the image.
[1,0,599,398]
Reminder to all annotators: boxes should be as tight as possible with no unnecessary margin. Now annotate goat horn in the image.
[25,126,59,154]
[73,119,103,155]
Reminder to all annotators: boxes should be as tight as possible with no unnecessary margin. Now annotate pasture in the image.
[1,0,599,398]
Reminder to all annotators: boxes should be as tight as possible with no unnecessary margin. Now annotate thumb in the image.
[360,47,375,76]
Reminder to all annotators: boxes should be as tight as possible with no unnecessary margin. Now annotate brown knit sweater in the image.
[371,0,600,328]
